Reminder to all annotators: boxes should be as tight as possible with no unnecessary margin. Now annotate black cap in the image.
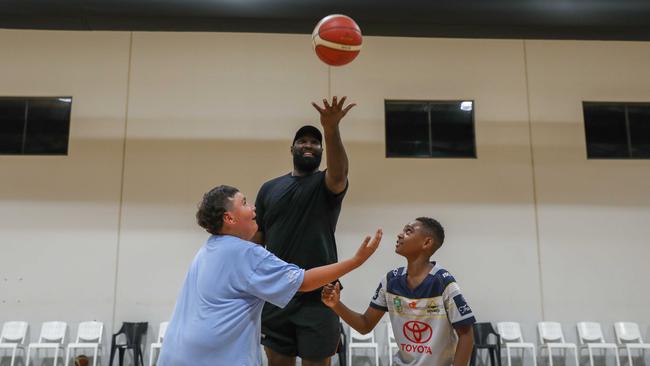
[293,125,322,144]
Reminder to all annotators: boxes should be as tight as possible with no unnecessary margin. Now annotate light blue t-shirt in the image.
[157,235,305,366]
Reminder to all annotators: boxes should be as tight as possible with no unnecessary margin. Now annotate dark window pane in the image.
[386,102,430,157]
[430,101,475,158]
[0,99,26,154]
[583,103,628,158]
[628,105,650,158]
[24,98,71,155]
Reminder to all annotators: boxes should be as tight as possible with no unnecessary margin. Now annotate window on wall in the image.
[385,100,476,158]
[583,102,650,159]
[0,97,72,155]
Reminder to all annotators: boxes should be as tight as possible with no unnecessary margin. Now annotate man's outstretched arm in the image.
[312,96,355,194]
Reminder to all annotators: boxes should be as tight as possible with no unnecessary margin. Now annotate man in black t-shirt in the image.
[253,96,355,366]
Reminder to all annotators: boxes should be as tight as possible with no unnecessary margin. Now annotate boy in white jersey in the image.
[321,217,475,366]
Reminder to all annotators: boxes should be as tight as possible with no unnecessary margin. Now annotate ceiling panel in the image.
[1,0,650,40]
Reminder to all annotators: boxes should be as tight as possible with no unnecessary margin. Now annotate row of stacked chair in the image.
[3,320,647,366]
[344,321,650,366]
[473,322,650,366]
[0,320,169,366]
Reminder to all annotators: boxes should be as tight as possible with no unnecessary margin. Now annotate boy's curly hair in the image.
[196,185,239,235]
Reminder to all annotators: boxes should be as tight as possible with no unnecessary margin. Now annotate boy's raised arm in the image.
[299,229,382,292]
[321,282,385,335]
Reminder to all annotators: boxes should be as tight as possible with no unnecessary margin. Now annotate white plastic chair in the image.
[148,321,169,366]
[614,322,650,366]
[497,322,537,366]
[65,321,103,366]
[348,326,379,366]
[386,319,398,366]
[577,322,621,366]
[26,321,68,366]
[0,321,29,366]
[537,322,579,366]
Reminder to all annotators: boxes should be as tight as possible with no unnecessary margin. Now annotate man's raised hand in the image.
[311,96,356,130]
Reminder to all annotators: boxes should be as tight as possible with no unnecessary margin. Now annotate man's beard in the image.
[293,151,322,173]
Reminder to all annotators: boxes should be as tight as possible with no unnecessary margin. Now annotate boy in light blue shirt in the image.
[157,185,382,366]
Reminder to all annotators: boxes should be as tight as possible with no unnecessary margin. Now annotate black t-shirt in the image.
[255,170,347,271]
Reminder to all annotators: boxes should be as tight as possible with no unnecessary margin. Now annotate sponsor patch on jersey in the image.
[426,300,441,314]
[453,294,472,316]
[403,320,433,343]
[393,297,403,313]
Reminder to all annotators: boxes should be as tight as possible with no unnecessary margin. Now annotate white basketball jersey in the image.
[370,263,476,366]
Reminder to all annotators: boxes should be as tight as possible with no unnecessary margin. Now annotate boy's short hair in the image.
[416,217,445,247]
[196,185,239,235]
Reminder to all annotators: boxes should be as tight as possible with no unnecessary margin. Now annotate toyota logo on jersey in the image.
[403,320,433,343]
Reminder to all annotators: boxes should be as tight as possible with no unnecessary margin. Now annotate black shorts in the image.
[261,296,340,360]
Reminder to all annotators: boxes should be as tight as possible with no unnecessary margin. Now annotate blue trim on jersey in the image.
[385,263,457,299]
[369,302,388,312]
[386,266,404,281]
[453,316,477,327]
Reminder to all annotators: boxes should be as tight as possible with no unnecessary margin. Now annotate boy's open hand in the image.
[353,229,382,266]
[321,282,341,308]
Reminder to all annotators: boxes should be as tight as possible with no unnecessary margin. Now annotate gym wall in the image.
[1,30,648,357]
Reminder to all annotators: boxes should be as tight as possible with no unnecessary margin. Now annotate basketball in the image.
[312,14,363,66]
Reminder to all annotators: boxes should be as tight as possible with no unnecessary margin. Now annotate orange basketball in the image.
[312,14,363,66]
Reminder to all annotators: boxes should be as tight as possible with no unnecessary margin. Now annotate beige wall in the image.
[0,30,131,344]
[525,40,650,343]
[1,30,649,360]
